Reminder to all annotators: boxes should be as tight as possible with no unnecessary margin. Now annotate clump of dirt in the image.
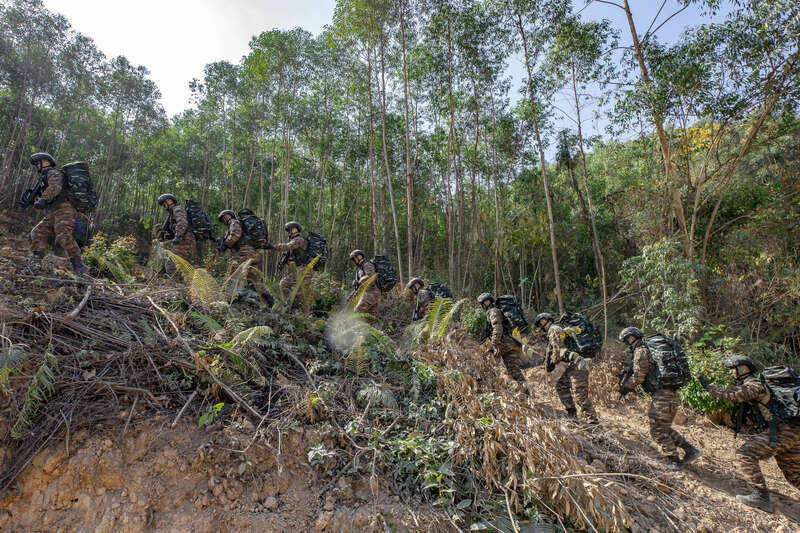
[0,418,450,532]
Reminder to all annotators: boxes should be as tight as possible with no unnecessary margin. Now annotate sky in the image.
[44,0,734,143]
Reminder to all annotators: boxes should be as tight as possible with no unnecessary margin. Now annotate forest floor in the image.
[0,214,798,532]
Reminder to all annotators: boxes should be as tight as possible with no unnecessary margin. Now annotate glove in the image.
[265,243,274,250]
[697,375,710,390]
[217,236,227,253]
[172,235,183,245]
[33,198,47,209]
[573,354,589,372]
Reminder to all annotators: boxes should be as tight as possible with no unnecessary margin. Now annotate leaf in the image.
[456,499,472,509]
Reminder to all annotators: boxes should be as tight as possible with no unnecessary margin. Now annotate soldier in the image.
[478,293,529,393]
[266,221,309,304]
[349,250,381,315]
[28,153,89,275]
[157,193,196,277]
[407,278,434,321]
[534,312,598,424]
[217,210,274,307]
[619,327,701,466]
[698,356,800,512]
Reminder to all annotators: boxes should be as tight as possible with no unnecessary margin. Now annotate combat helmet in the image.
[477,293,495,307]
[619,326,644,346]
[29,152,56,168]
[349,249,365,262]
[534,312,554,330]
[218,210,235,223]
[723,355,758,376]
[157,193,177,206]
[407,278,424,291]
[284,221,302,233]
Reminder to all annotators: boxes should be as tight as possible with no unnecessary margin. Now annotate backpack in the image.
[759,366,800,425]
[495,295,530,336]
[62,162,97,212]
[304,232,329,270]
[429,282,452,300]
[185,199,213,240]
[557,312,602,357]
[643,334,690,391]
[237,209,269,249]
[370,255,397,292]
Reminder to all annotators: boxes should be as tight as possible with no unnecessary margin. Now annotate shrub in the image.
[680,324,738,417]
[461,305,488,341]
[84,233,137,282]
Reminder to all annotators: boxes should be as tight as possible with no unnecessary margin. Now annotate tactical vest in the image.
[287,236,308,265]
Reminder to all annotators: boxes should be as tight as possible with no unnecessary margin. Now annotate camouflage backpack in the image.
[557,312,602,357]
[643,334,690,392]
[370,255,398,292]
[237,209,269,249]
[185,199,213,240]
[62,162,98,212]
[759,366,800,425]
[495,295,530,336]
[429,282,452,300]
[303,232,329,270]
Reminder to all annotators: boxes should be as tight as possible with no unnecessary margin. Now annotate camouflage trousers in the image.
[30,201,81,259]
[165,232,197,277]
[279,263,313,306]
[737,423,800,490]
[498,338,527,387]
[648,388,689,455]
[555,362,598,422]
[354,285,381,316]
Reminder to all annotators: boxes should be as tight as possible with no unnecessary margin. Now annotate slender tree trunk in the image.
[400,0,414,278]
[514,10,564,314]
[367,49,380,253]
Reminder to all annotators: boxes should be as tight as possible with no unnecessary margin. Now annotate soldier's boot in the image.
[664,454,681,468]
[31,251,44,269]
[70,257,89,276]
[735,489,773,513]
[679,442,701,466]
[565,408,577,419]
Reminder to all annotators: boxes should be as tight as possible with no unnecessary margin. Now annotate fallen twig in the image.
[66,285,92,319]
[171,390,198,428]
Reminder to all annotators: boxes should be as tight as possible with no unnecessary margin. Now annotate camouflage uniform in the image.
[546,324,597,422]
[223,219,270,301]
[273,235,309,302]
[354,259,381,315]
[622,344,689,456]
[414,288,435,320]
[30,168,82,260]
[487,306,527,387]
[164,204,197,276]
[706,379,800,491]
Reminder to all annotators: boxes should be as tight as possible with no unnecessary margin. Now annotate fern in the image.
[418,298,467,344]
[345,337,370,375]
[346,273,377,313]
[11,351,59,439]
[357,382,398,409]
[189,311,223,334]
[229,326,274,352]
[432,298,467,342]
[282,256,319,312]
[192,269,223,305]
[166,250,195,285]
[222,258,253,303]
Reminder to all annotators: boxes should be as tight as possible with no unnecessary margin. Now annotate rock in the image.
[263,496,278,511]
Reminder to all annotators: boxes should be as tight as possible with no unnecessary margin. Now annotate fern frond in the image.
[433,298,467,343]
[165,250,195,284]
[229,326,274,353]
[345,337,370,376]
[191,269,222,305]
[189,311,223,334]
[357,382,398,409]
[11,351,59,439]
[222,258,253,303]
[284,256,319,312]
[346,273,377,313]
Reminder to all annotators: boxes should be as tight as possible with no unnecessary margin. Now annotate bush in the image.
[312,271,344,316]
[461,305,488,340]
[679,324,738,417]
[84,233,137,281]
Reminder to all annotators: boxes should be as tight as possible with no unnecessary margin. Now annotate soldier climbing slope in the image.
[619,326,701,467]
[217,210,274,307]
[478,293,529,394]
[698,355,800,512]
[266,221,310,304]
[408,278,452,321]
[156,193,196,277]
[27,153,89,275]
[534,312,598,424]
[349,250,381,316]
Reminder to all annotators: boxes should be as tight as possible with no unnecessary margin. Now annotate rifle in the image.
[155,216,173,241]
[19,173,47,209]
[618,365,634,396]
[277,252,289,273]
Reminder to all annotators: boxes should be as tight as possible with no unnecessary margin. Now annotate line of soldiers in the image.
[24,152,796,513]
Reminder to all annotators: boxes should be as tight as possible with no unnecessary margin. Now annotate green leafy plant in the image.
[198,402,224,427]
[460,305,488,341]
[11,351,59,438]
[84,233,137,282]
[681,348,736,418]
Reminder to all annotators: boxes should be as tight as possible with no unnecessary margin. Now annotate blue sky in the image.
[46,0,734,148]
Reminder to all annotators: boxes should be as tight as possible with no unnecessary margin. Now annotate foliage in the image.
[198,402,224,428]
[620,238,704,341]
[84,233,137,282]
[11,351,59,439]
[680,323,739,417]
[460,305,488,341]
[166,250,251,308]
